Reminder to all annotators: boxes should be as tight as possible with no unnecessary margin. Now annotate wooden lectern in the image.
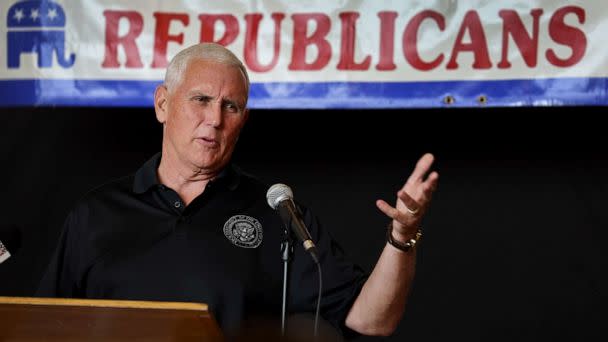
[0,296,222,341]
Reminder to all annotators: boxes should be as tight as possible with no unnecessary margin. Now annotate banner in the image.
[0,0,606,108]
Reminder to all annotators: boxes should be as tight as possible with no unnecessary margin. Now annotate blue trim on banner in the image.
[0,78,606,108]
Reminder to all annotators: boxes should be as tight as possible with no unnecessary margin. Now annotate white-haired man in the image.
[37,43,438,337]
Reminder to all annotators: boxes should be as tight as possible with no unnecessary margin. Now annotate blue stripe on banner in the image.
[0,78,606,108]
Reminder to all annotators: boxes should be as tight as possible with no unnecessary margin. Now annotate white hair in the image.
[164,43,250,100]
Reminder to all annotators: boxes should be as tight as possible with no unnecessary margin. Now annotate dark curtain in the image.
[0,106,605,341]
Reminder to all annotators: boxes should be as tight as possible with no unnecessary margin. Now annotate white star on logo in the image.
[30,8,39,21]
[47,8,58,20]
[13,8,24,22]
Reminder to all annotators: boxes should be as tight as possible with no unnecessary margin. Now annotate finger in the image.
[422,171,439,195]
[397,190,421,214]
[400,171,438,205]
[376,199,409,224]
[416,171,439,205]
[405,153,435,188]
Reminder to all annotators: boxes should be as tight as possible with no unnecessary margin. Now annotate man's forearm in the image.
[345,238,416,336]
[346,154,437,336]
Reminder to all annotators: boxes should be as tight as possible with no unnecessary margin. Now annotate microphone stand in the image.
[280,230,294,336]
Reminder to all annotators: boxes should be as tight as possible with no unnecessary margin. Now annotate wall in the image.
[0,107,605,341]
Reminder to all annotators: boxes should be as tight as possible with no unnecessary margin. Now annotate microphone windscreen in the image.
[266,183,294,209]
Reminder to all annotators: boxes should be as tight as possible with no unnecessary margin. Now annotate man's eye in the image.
[194,96,211,103]
[224,103,239,112]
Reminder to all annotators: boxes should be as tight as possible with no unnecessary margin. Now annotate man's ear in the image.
[154,85,169,124]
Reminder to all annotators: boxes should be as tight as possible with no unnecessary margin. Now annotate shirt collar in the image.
[133,152,241,194]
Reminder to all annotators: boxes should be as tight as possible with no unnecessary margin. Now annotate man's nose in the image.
[205,102,223,128]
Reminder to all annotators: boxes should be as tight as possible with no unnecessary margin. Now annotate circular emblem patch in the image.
[223,215,263,248]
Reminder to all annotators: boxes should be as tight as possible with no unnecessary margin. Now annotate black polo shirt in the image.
[37,153,367,335]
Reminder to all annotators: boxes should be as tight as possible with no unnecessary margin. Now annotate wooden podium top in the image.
[0,296,222,341]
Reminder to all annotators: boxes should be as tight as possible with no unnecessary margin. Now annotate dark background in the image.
[0,106,605,341]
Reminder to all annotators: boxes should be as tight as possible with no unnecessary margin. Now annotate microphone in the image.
[267,184,319,263]
[0,224,21,264]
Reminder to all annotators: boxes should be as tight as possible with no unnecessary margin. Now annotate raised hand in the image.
[376,153,439,240]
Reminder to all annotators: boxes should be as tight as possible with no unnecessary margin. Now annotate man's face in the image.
[155,59,249,174]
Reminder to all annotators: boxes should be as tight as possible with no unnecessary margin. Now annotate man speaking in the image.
[37,43,439,337]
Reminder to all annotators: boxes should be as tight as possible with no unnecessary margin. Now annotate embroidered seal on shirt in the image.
[223,215,263,248]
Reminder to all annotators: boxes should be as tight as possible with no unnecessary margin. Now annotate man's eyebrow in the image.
[222,96,246,108]
[188,91,213,100]
[186,91,245,108]
[222,98,238,106]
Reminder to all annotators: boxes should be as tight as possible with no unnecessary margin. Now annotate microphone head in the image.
[266,183,294,209]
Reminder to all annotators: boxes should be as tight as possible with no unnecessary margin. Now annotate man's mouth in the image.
[197,137,219,147]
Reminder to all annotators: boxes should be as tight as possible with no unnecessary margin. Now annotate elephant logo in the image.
[7,0,75,68]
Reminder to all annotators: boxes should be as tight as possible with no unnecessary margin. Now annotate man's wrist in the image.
[386,223,422,252]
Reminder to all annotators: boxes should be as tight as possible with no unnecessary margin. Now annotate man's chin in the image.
[191,157,227,173]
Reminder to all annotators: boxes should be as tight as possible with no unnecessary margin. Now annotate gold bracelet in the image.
[386,223,422,252]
